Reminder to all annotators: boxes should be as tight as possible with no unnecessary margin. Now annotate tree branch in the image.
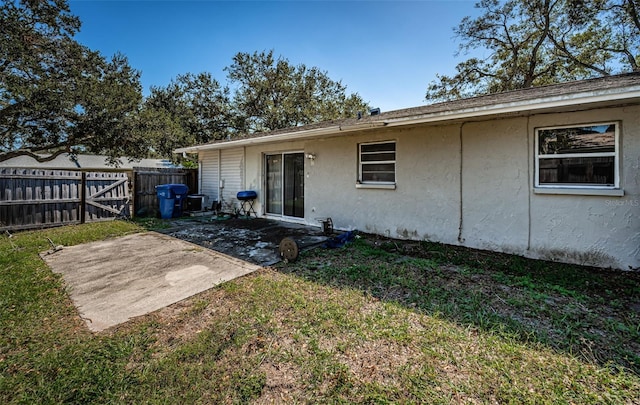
[0,147,70,163]
[546,32,611,76]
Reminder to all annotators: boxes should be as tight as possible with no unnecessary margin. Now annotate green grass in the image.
[1,223,639,403]
[132,216,175,231]
[0,221,147,403]
[283,237,640,374]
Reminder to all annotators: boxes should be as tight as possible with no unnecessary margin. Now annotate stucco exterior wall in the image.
[199,105,639,270]
[527,107,640,269]
[460,118,530,254]
[302,126,462,245]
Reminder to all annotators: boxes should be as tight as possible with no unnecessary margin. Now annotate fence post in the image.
[80,171,87,224]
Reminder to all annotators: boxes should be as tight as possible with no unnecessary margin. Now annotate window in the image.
[535,123,619,190]
[358,141,396,185]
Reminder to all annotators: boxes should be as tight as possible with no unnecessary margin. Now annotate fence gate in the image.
[0,168,131,232]
[83,171,131,223]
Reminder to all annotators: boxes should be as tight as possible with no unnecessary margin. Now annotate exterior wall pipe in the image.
[457,122,466,243]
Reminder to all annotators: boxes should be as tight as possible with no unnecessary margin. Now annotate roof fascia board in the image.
[175,122,387,153]
[384,87,640,127]
[175,126,341,153]
[175,85,640,154]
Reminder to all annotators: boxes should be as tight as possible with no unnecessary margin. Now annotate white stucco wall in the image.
[460,119,530,254]
[200,104,639,270]
[303,127,462,245]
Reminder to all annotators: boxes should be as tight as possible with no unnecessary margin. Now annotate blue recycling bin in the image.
[170,184,189,217]
[156,184,175,219]
[156,184,189,219]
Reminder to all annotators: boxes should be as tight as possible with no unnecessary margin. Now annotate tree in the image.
[552,0,639,73]
[226,50,369,133]
[131,105,189,161]
[426,0,640,102]
[142,72,231,158]
[0,0,144,164]
[146,51,370,154]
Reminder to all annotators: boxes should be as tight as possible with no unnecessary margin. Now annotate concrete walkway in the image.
[43,232,260,332]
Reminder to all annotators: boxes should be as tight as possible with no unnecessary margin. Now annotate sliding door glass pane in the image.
[283,153,304,218]
[266,155,282,215]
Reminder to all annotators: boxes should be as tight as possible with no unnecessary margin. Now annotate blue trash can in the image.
[156,184,175,219]
[168,184,189,217]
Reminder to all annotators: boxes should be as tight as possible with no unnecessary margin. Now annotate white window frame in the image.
[357,141,396,189]
[534,121,621,195]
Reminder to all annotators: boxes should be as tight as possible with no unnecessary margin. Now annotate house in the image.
[0,153,177,170]
[176,73,640,271]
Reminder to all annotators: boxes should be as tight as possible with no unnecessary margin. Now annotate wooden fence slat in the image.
[0,174,82,180]
[88,178,127,198]
[0,198,82,205]
[86,200,126,215]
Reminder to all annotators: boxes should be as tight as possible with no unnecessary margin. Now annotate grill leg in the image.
[240,199,256,217]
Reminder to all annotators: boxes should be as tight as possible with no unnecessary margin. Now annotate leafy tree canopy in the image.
[426,0,640,102]
[226,50,369,133]
[1,1,368,163]
[147,50,370,154]
[0,0,144,164]
[142,72,231,158]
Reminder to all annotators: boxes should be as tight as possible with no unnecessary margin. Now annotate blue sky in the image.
[69,0,479,112]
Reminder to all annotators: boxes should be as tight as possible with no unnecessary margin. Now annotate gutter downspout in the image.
[218,149,222,206]
[457,122,466,244]
[526,116,532,251]
[198,154,203,194]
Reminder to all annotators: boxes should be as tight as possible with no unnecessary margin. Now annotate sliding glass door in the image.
[265,155,282,214]
[265,152,304,218]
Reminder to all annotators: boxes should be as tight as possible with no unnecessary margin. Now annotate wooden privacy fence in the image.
[0,168,130,232]
[0,167,198,230]
[133,167,197,216]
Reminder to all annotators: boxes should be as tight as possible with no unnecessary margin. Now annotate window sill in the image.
[356,183,396,190]
[533,187,624,196]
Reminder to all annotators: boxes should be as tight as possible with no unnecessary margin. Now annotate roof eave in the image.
[384,86,640,127]
[174,122,387,153]
[174,85,640,154]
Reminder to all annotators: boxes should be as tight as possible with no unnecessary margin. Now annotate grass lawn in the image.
[1,221,639,403]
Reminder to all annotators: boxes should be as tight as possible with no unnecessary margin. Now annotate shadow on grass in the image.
[276,234,640,375]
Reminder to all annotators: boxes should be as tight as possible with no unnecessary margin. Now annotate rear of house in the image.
[177,73,640,271]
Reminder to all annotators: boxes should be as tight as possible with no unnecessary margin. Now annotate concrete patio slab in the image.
[42,232,260,332]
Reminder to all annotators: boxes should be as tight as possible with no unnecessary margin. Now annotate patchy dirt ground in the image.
[161,217,328,266]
